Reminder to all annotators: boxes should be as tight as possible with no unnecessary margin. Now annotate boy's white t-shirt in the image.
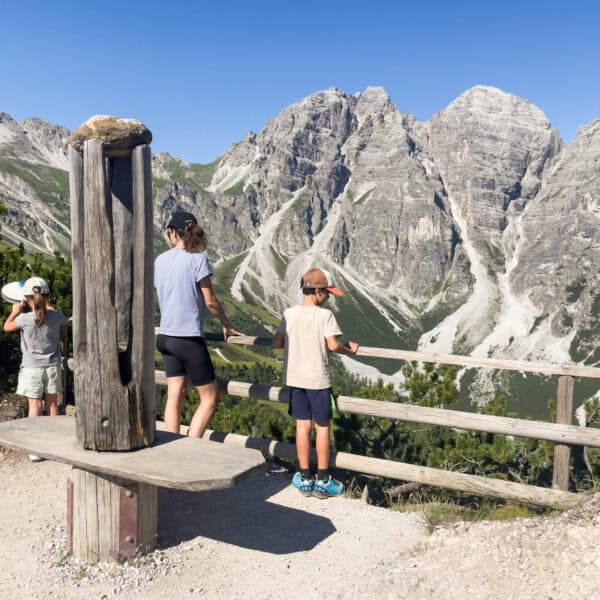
[277,305,342,390]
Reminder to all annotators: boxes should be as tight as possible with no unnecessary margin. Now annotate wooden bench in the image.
[0,416,265,562]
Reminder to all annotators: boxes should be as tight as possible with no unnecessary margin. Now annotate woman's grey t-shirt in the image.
[14,310,65,368]
[154,248,213,337]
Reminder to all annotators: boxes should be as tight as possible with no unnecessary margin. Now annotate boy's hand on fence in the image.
[347,341,359,355]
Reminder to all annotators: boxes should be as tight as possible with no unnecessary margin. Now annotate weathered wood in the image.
[77,139,113,448]
[204,333,600,379]
[0,416,265,491]
[553,375,575,491]
[68,467,157,562]
[76,139,153,450]
[210,379,600,448]
[131,145,155,444]
[68,146,85,358]
[385,482,423,497]
[109,156,133,353]
[201,428,579,509]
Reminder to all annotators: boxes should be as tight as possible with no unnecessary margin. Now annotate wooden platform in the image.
[0,416,265,491]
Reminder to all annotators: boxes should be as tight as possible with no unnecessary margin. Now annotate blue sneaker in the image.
[292,472,314,497]
[313,475,344,499]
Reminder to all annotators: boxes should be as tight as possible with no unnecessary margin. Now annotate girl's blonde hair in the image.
[31,288,48,326]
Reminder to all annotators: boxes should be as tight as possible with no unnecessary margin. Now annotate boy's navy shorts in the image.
[156,334,216,386]
[288,387,332,425]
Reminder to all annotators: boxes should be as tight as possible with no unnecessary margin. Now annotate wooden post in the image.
[552,375,575,491]
[66,116,156,562]
[69,136,154,451]
[67,468,157,562]
[69,146,85,360]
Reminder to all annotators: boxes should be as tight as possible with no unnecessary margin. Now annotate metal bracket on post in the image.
[118,483,139,560]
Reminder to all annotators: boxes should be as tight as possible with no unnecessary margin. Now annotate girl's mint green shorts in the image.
[16,365,62,398]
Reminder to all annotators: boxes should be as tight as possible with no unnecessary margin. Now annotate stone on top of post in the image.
[67,115,152,155]
[68,116,155,451]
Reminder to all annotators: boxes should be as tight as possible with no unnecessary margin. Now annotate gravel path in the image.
[0,450,425,600]
[3,448,600,600]
[380,493,600,599]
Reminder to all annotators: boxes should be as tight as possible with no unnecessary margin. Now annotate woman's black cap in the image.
[167,211,197,230]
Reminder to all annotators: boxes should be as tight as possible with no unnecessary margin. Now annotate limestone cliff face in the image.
[510,119,600,364]
[0,113,70,254]
[1,87,598,370]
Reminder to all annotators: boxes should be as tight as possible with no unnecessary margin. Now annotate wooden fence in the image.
[152,332,600,509]
[65,330,599,508]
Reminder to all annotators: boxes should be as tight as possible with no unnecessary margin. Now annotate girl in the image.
[3,276,67,461]
[154,211,240,438]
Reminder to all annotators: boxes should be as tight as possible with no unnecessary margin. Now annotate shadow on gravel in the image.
[158,471,336,554]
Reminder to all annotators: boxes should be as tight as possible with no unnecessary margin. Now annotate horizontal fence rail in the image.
[153,371,600,448]
[155,421,578,510]
[152,372,588,509]
[69,330,600,504]
[200,332,600,379]
[198,429,579,510]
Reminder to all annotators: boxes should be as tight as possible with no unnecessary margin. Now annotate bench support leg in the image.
[66,467,158,562]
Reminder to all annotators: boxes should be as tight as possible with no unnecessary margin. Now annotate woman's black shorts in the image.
[156,334,216,386]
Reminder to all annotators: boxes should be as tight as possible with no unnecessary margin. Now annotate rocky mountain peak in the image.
[443,85,555,132]
[2,87,600,404]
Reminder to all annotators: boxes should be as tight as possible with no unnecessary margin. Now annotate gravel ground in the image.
[3,447,600,600]
[380,492,600,599]
[0,450,425,600]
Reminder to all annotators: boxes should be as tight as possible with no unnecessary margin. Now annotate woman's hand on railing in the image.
[223,326,244,342]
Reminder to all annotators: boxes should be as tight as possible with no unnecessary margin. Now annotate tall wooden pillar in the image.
[67,116,157,562]
[68,118,155,451]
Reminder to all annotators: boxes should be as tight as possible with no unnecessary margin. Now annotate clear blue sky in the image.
[1,0,599,163]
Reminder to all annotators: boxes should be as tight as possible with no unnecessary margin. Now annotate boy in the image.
[272,268,359,498]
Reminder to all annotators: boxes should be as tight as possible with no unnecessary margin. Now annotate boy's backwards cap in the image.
[301,268,343,296]
[23,276,50,296]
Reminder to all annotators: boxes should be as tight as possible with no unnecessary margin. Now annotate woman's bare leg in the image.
[188,381,219,438]
[164,376,186,433]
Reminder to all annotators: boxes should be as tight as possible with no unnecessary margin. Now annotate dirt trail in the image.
[2,449,599,599]
[0,451,424,600]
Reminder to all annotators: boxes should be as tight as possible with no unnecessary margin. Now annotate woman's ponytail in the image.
[182,223,208,253]
[33,288,48,326]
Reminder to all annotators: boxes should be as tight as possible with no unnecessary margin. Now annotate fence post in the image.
[552,375,575,491]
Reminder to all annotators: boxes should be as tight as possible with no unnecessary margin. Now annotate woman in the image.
[3,276,68,460]
[154,211,239,438]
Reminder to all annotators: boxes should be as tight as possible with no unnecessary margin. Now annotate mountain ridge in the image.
[1,86,600,412]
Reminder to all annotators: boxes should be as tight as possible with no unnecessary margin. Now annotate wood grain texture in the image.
[203,333,600,379]
[0,417,265,491]
[68,146,85,358]
[131,145,155,445]
[201,429,579,509]
[552,375,575,491]
[75,140,153,450]
[68,467,157,562]
[210,379,600,448]
[109,156,133,353]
